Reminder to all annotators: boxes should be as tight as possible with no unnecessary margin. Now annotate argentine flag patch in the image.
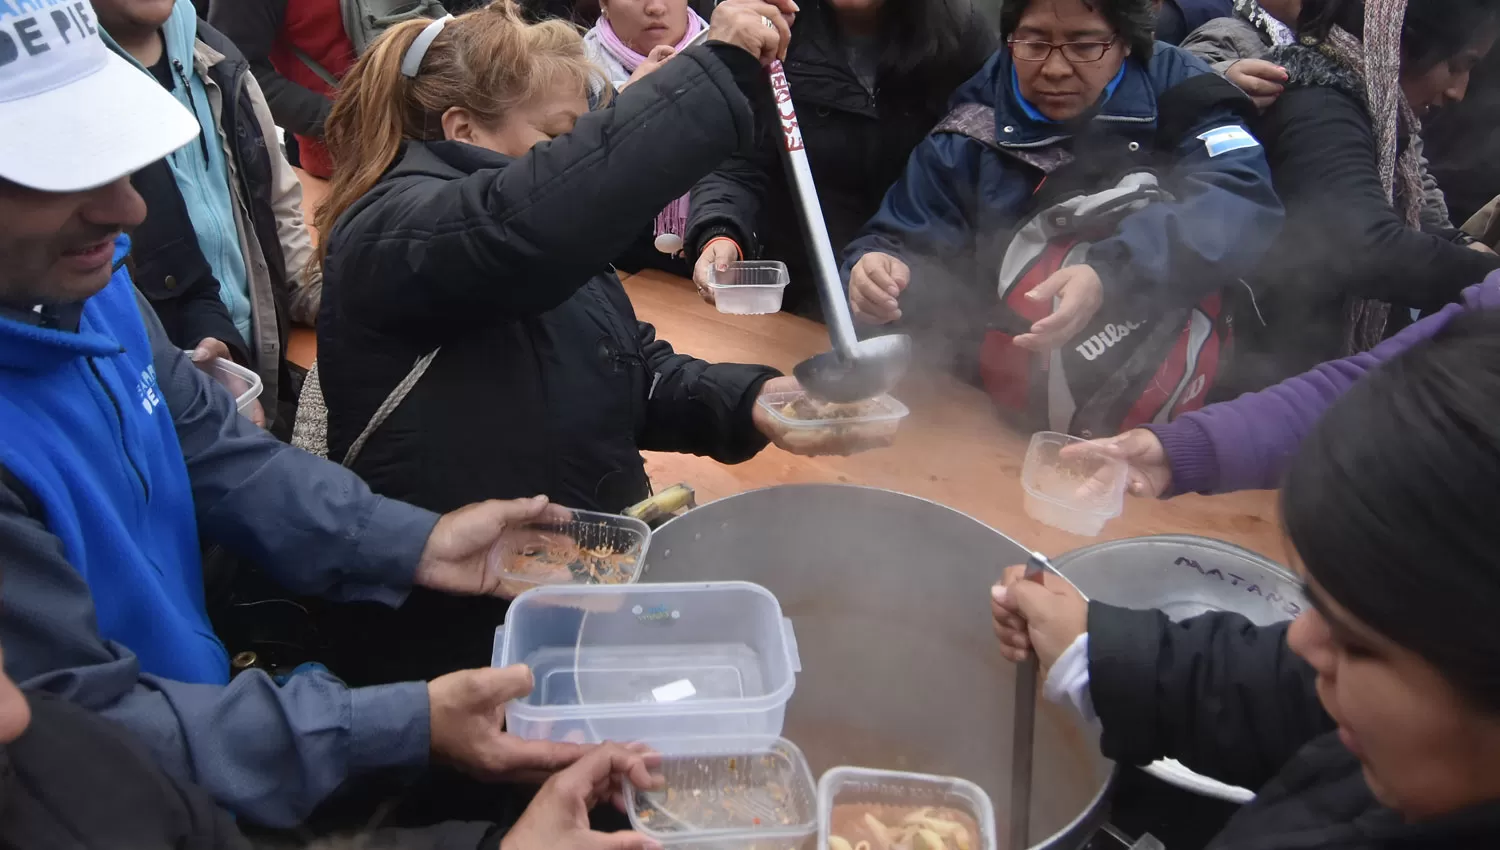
[1198,126,1260,157]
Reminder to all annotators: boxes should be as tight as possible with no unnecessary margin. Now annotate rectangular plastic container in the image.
[818,768,997,850]
[757,392,909,432]
[1020,431,1127,537]
[625,736,819,850]
[190,354,263,415]
[493,581,801,744]
[488,508,650,597]
[708,261,790,315]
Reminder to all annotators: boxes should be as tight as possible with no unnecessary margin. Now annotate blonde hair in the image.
[313,0,600,271]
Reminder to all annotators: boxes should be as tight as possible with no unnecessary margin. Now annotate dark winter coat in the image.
[1091,604,1500,848]
[1228,44,1500,394]
[686,0,996,318]
[130,157,250,364]
[1155,0,1235,46]
[843,45,1281,376]
[315,45,778,683]
[0,692,500,849]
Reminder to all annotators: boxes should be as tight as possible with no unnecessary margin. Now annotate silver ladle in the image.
[768,61,912,403]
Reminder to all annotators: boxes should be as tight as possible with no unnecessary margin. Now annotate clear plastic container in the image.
[493,581,801,744]
[818,768,997,850]
[190,354,263,414]
[756,392,909,454]
[1020,431,1127,537]
[487,508,650,597]
[626,736,819,850]
[708,261,790,315]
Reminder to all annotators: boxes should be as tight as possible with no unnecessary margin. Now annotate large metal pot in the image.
[642,484,1116,850]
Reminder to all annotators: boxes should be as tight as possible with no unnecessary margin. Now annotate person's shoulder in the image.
[1145,42,1217,88]
[194,19,248,66]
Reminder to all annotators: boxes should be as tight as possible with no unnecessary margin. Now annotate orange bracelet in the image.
[702,236,743,262]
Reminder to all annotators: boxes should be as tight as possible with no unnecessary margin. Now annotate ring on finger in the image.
[760,14,777,29]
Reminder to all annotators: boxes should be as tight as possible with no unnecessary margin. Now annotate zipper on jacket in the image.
[173,58,212,166]
[86,357,151,501]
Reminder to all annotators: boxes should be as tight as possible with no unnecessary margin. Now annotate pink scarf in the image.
[595,8,708,71]
[596,10,708,250]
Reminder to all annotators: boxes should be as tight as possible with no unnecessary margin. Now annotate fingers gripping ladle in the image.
[767,61,912,403]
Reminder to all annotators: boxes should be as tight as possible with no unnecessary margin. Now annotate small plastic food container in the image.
[487,508,650,598]
[818,768,997,850]
[708,261,790,315]
[493,581,801,744]
[1020,431,1127,537]
[626,736,820,850]
[191,354,263,415]
[756,391,909,452]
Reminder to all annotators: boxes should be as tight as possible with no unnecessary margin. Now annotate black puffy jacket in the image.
[1226,44,1500,395]
[1090,604,1500,848]
[316,45,778,682]
[319,44,777,518]
[686,0,995,318]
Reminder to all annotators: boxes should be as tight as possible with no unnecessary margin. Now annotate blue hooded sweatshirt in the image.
[103,0,253,346]
[0,237,228,685]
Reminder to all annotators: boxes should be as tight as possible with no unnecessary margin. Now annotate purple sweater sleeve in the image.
[1147,279,1500,495]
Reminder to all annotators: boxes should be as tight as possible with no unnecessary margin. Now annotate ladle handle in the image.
[1009,552,1052,850]
[768,61,860,356]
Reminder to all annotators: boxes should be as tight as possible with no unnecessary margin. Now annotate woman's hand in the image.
[849,252,910,325]
[1225,59,1288,111]
[501,743,665,850]
[991,568,1087,673]
[752,377,899,456]
[622,45,677,90]
[692,238,742,303]
[706,0,797,64]
[1065,428,1173,498]
[1013,264,1104,352]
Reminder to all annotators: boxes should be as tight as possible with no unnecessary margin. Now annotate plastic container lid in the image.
[708,261,790,316]
[188,353,263,414]
[493,581,801,744]
[1020,431,1127,538]
[487,508,650,598]
[626,736,819,849]
[818,768,997,850]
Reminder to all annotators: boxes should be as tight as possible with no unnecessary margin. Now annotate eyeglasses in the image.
[1008,37,1118,63]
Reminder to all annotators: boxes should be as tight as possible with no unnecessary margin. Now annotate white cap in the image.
[0,0,199,192]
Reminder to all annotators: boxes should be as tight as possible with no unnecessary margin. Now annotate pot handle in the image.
[491,625,507,668]
[782,617,802,673]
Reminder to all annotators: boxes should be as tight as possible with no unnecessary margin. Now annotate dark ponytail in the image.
[1282,309,1500,713]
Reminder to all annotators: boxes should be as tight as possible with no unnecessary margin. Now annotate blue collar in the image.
[1010,62,1128,124]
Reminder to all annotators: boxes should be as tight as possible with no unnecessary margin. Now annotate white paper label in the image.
[652,679,697,703]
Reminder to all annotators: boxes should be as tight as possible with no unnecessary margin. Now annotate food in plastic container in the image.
[488,509,649,597]
[819,769,995,850]
[627,736,818,849]
[756,391,908,453]
[1019,431,1127,537]
[708,261,791,315]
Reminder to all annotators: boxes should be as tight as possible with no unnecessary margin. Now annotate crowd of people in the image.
[2,0,1500,846]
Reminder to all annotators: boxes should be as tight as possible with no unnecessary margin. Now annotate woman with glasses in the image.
[842,0,1281,426]
[685,0,996,318]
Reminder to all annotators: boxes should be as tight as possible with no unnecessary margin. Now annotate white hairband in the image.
[401,15,455,79]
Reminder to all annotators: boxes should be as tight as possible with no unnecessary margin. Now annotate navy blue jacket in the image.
[844,44,1282,349]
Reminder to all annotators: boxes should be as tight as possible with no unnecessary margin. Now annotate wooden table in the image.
[289,170,1283,560]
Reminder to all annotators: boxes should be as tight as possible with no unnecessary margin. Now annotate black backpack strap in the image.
[1154,72,1257,149]
[0,464,44,522]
